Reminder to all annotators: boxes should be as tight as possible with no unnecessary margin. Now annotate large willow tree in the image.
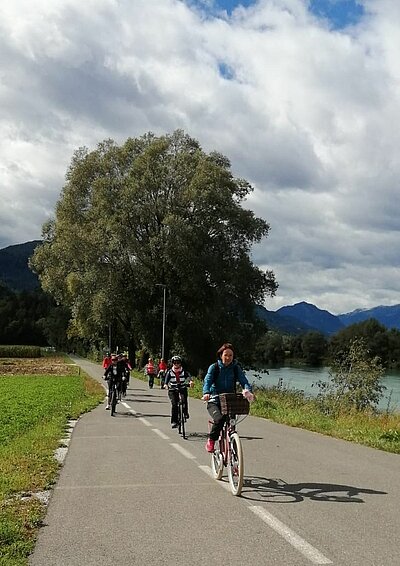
[31,130,277,369]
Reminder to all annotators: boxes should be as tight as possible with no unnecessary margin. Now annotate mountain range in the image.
[1,241,400,335]
[257,301,400,335]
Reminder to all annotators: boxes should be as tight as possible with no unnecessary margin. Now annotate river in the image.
[245,365,400,413]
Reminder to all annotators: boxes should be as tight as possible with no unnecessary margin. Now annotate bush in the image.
[314,338,385,415]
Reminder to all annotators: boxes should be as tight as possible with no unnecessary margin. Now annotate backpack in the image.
[211,362,239,384]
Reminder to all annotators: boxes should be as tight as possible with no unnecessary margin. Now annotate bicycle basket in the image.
[219,393,250,415]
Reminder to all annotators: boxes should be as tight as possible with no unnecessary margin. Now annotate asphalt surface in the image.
[29,357,400,565]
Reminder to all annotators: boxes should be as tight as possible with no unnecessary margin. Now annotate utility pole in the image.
[157,284,167,360]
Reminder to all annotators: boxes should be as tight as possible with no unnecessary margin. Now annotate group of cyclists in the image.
[102,343,254,452]
[102,352,132,409]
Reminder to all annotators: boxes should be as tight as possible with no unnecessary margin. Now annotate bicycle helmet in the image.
[171,355,182,364]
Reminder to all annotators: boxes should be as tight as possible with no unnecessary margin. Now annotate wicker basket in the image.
[219,393,250,415]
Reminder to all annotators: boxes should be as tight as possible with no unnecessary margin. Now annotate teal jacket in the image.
[202,359,252,403]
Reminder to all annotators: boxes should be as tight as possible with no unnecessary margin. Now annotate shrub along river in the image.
[246,365,400,413]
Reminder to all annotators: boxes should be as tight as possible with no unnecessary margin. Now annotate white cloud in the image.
[1,0,400,314]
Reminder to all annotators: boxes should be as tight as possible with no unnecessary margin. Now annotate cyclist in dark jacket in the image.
[104,354,124,409]
[165,355,193,428]
[202,343,253,452]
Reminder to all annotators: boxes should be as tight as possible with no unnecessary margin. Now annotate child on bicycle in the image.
[164,355,193,428]
[202,343,253,452]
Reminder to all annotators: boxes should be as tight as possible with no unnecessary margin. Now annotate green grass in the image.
[0,371,104,565]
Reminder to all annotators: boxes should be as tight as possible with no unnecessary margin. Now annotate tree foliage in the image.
[329,319,390,366]
[315,338,385,414]
[30,130,277,369]
[0,284,53,346]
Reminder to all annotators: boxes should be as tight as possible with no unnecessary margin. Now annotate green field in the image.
[0,369,104,566]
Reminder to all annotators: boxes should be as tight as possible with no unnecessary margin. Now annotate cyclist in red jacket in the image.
[102,353,112,378]
[144,357,157,389]
[158,358,168,389]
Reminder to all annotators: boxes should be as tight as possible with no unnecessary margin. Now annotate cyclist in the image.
[102,352,112,378]
[164,355,193,428]
[118,353,132,395]
[202,343,253,452]
[157,357,168,389]
[104,354,124,409]
[144,357,157,388]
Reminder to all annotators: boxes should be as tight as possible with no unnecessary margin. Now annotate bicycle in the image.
[176,384,189,440]
[120,373,128,398]
[109,380,119,416]
[209,393,250,496]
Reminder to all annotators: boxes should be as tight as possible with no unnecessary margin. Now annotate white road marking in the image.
[170,443,197,460]
[152,429,170,440]
[197,465,234,492]
[249,506,332,565]
[129,409,137,416]
[198,465,213,477]
[138,418,152,426]
[121,402,130,409]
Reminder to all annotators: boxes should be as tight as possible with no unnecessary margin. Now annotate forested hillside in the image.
[0,240,41,291]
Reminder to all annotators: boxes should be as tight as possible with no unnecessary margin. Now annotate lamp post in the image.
[100,256,112,353]
[108,322,112,354]
[156,284,167,360]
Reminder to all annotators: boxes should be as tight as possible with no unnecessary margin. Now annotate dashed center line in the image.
[152,428,170,440]
[249,506,332,565]
[124,393,332,565]
[170,443,197,459]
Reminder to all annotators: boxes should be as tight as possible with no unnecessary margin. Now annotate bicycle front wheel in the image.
[178,400,186,439]
[111,389,117,416]
[228,432,244,496]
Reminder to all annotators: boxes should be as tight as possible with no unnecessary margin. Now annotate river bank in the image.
[246,365,400,413]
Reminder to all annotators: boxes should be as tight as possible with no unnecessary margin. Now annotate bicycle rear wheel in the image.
[228,432,244,496]
[210,437,224,480]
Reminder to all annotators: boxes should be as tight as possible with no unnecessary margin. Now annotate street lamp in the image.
[99,256,112,353]
[156,284,167,360]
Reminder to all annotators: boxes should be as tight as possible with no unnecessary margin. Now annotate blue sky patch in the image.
[188,1,364,29]
[218,61,235,79]
[309,0,364,29]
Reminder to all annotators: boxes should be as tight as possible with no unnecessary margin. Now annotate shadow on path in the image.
[240,476,387,504]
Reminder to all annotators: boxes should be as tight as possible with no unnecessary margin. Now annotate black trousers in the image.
[168,388,189,423]
[207,402,227,441]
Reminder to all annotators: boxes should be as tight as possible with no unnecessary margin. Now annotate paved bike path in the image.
[29,358,302,566]
[29,357,400,566]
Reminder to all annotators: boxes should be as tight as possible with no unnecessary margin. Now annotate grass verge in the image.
[0,362,104,565]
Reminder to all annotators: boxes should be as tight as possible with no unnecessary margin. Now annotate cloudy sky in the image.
[1,0,399,315]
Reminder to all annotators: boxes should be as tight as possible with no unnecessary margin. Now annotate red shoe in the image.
[205,439,215,453]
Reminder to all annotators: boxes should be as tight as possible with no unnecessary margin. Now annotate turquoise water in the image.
[245,366,400,412]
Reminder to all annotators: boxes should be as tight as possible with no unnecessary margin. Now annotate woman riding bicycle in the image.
[164,355,193,428]
[202,343,253,452]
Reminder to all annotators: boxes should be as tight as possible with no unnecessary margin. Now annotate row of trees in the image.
[255,318,400,368]
[30,130,278,371]
[0,284,52,346]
